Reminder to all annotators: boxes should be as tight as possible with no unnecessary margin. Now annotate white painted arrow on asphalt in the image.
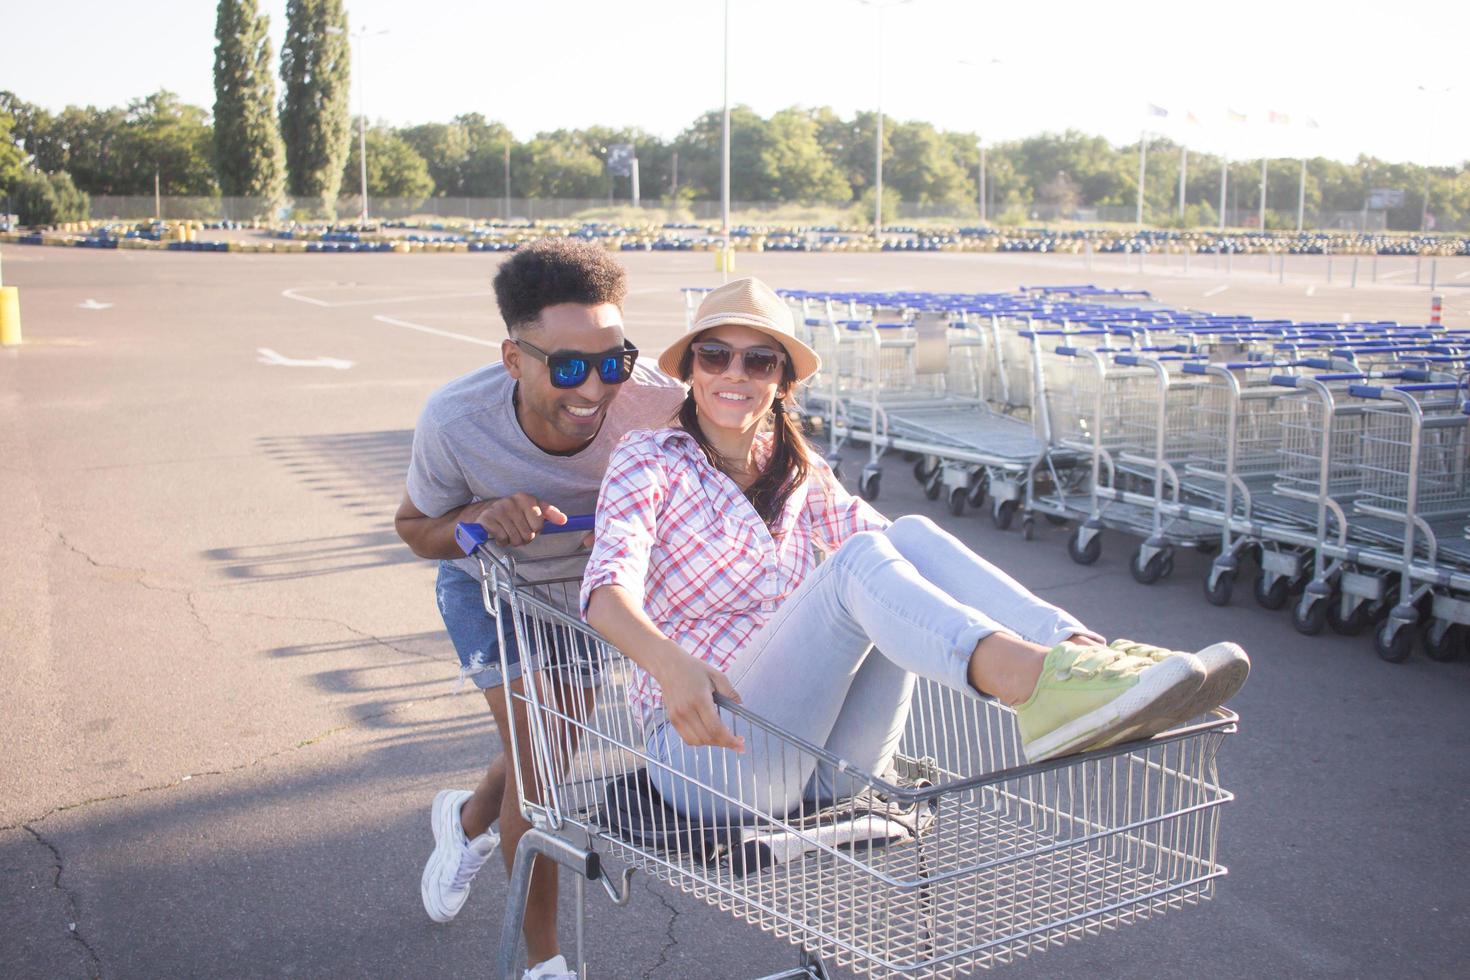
[78,299,113,310]
[256,347,354,370]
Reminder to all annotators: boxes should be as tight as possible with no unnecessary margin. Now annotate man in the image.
[394,238,683,980]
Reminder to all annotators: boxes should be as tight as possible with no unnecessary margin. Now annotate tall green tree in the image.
[759,108,850,203]
[213,0,286,207]
[279,0,351,214]
[0,112,25,192]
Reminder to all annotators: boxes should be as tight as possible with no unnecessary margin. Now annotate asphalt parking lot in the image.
[3,243,1468,979]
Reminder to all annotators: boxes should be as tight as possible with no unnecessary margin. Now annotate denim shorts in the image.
[435,561,599,691]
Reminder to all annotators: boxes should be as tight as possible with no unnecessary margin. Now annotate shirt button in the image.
[761,600,776,612]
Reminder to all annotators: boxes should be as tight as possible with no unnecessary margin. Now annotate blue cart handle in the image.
[455,514,596,556]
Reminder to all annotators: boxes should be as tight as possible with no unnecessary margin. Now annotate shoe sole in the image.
[1022,655,1206,763]
[1102,642,1251,749]
[421,789,470,924]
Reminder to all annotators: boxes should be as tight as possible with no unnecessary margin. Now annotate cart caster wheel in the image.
[991,499,1018,530]
[1328,602,1370,636]
[1253,574,1290,611]
[1422,623,1465,663]
[947,485,966,516]
[1044,513,1069,527]
[1373,623,1414,663]
[1130,548,1169,585]
[1291,597,1328,636]
[1159,550,1175,579]
[859,469,882,502]
[1204,570,1234,607]
[1067,530,1102,566]
[924,470,943,500]
[913,457,936,482]
[966,478,988,509]
[1021,516,1036,541]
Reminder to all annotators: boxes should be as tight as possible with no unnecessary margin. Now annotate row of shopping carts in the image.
[678,285,1470,665]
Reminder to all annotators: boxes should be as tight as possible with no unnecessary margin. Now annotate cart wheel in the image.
[1253,573,1291,611]
[1044,513,1070,527]
[1159,548,1175,579]
[1327,601,1371,636]
[1021,516,1036,541]
[1373,623,1414,663]
[924,470,943,500]
[913,457,937,482]
[991,498,1018,530]
[859,469,882,502]
[1203,569,1234,607]
[1422,623,1465,663]
[947,485,966,517]
[1196,539,1221,557]
[1291,596,1328,636]
[1130,548,1168,585]
[966,477,988,509]
[1068,529,1102,566]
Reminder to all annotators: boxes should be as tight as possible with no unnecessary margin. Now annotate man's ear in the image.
[502,337,522,379]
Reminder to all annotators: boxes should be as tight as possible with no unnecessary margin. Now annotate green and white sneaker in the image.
[1013,641,1207,763]
[1103,639,1251,740]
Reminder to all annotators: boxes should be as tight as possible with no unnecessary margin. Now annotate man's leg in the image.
[484,674,596,967]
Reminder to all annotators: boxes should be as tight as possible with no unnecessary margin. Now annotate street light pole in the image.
[721,0,731,272]
[859,0,912,239]
[328,24,387,225]
[957,58,1001,225]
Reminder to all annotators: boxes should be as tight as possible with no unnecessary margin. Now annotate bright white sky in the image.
[4,0,1467,167]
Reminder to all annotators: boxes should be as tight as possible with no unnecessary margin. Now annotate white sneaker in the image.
[421,789,499,923]
[1099,640,1251,747]
[524,954,577,980]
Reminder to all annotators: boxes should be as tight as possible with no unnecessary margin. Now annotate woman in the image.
[580,277,1247,819]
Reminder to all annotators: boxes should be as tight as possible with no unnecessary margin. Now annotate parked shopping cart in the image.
[455,521,1239,979]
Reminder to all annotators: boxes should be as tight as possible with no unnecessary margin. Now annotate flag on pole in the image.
[1147,103,1169,118]
[1268,110,1291,125]
[1227,109,1247,123]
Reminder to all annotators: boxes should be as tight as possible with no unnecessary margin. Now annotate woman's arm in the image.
[807,454,892,553]
[586,585,744,752]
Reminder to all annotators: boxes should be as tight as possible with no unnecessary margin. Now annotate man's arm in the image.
[393,491,570,559]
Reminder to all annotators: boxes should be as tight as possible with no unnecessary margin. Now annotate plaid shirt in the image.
[580,427,890,720]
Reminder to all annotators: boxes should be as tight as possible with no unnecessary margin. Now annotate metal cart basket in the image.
[456,521,1237,980]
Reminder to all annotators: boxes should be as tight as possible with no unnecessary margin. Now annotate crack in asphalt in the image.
[641,877,681,979]
[23,825,104,979]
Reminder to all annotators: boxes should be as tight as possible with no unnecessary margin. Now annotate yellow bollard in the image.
[713,246,736,273]
[1,286,21,346]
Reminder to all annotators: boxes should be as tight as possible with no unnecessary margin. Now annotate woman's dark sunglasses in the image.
[516,339,639,389]
[693,341,786,380]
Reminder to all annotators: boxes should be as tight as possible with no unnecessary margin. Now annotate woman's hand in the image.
[654,645,745,752]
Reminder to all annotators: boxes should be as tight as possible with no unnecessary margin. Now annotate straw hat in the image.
[657,277,821,383]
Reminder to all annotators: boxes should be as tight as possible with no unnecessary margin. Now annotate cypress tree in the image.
[213,0,286,212]
[279,0,351,216]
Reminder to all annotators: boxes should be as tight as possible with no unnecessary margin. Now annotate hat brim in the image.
[656,316,822,383]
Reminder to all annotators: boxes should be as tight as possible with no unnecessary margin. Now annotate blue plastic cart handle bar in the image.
[1054,345,1078,356]
[1114,354,1142,365]
[1347,385,1382,398]
[1393,382,1461,392]
[455,515,595,556]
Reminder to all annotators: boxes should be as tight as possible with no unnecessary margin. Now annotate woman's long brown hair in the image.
[675,340,813,527]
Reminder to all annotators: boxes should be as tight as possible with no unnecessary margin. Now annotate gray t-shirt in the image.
[407,360,686,580]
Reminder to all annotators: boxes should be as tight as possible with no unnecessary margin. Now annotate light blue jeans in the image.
[645,515,1096,821]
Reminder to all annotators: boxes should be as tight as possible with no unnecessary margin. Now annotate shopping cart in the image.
[455,521,1239,979]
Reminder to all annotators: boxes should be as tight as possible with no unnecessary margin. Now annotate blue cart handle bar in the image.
[455,515,596,557]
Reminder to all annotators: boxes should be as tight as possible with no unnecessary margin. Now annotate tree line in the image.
[3,0,1468,230]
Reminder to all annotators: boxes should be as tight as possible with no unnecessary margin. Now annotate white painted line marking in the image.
[281,287,495,308]
[1456,270,1470,281]
[372,314,499,348]
[1306,285,1316,297]
[1379,269,1409,280]
[1202,285,1229,298]
[78,299,113,310]
[256,347,354,370]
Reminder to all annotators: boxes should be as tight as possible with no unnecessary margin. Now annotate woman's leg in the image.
[884,515,1101,648]
[647,529,1010,819]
